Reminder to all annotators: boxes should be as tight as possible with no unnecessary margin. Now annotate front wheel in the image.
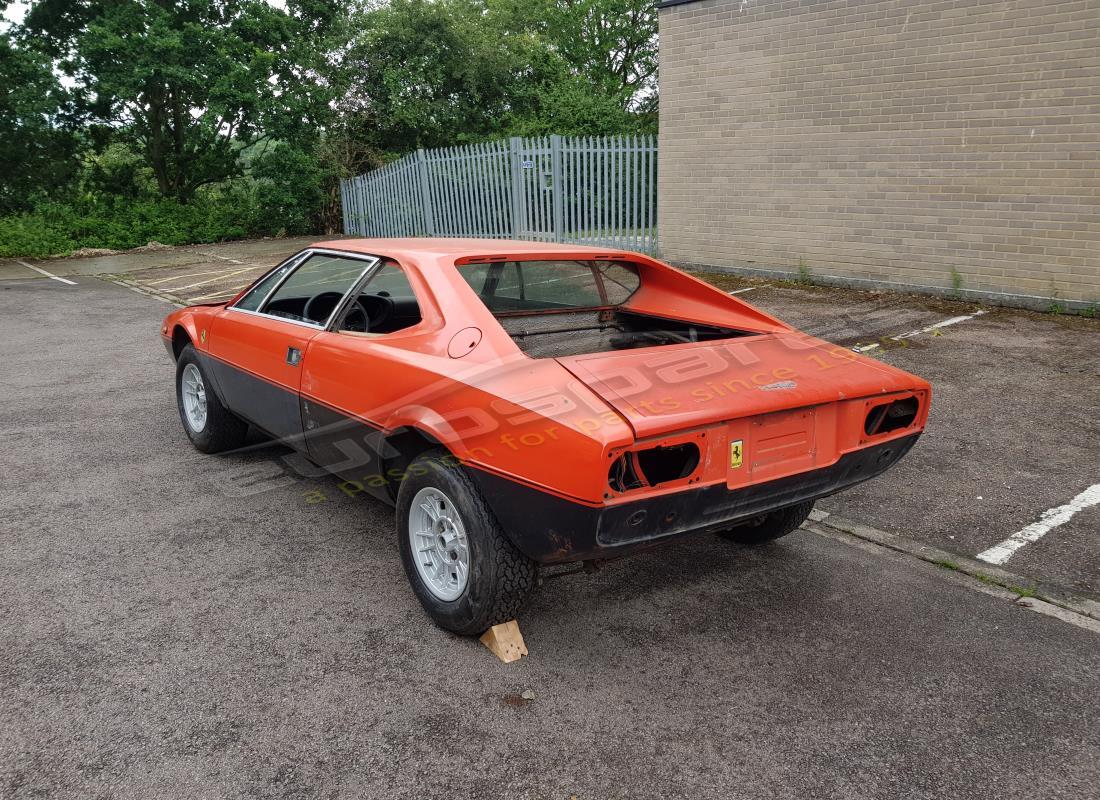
[397,450,537,635]
[175,343,248,454]
[714,500,815,546]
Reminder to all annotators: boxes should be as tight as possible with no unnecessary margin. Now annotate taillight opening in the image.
[864,397,919,436]
[608,443,701,492]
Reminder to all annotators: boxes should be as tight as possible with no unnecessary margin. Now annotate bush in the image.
[0,141,348,258]
[0,191,261,258]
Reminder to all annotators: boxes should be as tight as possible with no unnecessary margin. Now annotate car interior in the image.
[239,254,422,335]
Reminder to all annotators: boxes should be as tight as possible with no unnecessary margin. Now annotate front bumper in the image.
[469,433,920,564]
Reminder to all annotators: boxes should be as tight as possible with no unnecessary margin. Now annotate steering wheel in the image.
[341,298,371,332]
[303,291,345,324]
[356,294,395,332]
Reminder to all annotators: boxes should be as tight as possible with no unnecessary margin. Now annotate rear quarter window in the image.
[457,260,639,312]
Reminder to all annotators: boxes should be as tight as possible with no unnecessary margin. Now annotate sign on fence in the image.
[340,134,658,255]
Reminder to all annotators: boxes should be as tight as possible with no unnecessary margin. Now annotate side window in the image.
[518,261,604,307]
[234,259,297,312]
[456,260,640,311]
[456,262,520,303]
[338,261,422,335]
[260,253,375,325]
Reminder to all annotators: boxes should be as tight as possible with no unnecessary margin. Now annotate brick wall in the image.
[657,0,1100,308]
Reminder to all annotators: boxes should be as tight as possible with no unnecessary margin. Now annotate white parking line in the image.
[976,484,1100,565]
[187,289,239,303]
[198,251,270,268]
[16,260,77,285]
[165,266,260,293]
[146,267,235,285]
[852,309,989,352]
[890,310,987,341]
[728,287,756,295]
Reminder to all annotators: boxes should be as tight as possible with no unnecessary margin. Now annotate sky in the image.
[2,1,28,27]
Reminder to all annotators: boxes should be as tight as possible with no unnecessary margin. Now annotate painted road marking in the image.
[187,289,239,303]
[198,250,272,268]
[976,484,1100,565]
[728,287,756,295]
[146,267,237,285]
[852,309,989,352]
[16,260,77,285]
[890,310,988,341]
[165,266,260,293]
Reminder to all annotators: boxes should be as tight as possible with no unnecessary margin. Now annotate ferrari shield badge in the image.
[730,440,744,469]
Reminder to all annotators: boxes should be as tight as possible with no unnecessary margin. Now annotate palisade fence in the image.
[340,134,658,254]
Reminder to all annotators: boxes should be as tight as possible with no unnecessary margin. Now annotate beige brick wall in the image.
[657,0,1100,308]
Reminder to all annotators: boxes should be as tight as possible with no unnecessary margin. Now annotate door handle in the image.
[286,346,302,366]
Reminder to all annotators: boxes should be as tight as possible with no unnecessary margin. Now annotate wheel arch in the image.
[171,325,192,360]
[381,426,453,501]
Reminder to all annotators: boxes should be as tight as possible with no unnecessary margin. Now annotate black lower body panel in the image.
[469,434,920,564]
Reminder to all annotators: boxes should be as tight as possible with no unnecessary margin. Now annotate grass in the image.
[972,572,1041,599]
[1047,281,1065,315]
[796,257,814,286]
[949,267,963,300]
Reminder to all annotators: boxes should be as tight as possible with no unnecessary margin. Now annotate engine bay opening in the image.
[608,443,701,493]
[499,310,757,358]
[864,397,919,436]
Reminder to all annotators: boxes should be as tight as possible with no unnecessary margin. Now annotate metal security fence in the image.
[340,134,658,254]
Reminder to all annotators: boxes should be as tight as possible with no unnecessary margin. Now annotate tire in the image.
[714,500,815,546]
[396,449,537,635]
[175,343,248,454]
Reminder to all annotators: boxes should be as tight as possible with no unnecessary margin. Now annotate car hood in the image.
[556,332,925,438]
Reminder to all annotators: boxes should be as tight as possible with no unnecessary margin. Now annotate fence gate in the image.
[341,134,658,255]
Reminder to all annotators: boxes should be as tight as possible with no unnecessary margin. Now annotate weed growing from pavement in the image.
[1047,281,1065,314]
[970,572,1042,600]
[796,257,814,286]
[933,559,960,571]
[949,267,963,300]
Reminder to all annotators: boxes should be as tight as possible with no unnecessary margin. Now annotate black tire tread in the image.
[714,500,815,546]
[176,343,248,454]
[457,458,537,628]
[396,449,536,635]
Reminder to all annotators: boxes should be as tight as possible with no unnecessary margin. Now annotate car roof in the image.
[308,237,633,261]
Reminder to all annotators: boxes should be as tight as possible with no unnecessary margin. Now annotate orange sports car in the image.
[162,239,930,634]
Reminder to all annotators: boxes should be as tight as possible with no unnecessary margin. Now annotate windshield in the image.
[457,260,640,313]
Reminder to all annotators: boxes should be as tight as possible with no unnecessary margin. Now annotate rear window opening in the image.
[864,397,919,436]
[457,259,757,358]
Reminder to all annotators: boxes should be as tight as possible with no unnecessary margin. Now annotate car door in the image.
[206,250,379,444]
[299,261,429,499]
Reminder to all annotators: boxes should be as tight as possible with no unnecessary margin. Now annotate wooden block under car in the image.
[480,620,528,663]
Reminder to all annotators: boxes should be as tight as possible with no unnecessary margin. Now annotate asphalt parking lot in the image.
[1,241,1098,798]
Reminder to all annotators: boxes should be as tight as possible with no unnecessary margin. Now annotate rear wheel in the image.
[714,500,815,546]
[175,343,248,454]
[397,450,536,635]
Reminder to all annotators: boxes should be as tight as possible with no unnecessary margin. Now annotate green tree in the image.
[341,0,657,154]
[492,0,658,113]
[0,31,79,213]
[20,0,344,201]
[340,0,538,152]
